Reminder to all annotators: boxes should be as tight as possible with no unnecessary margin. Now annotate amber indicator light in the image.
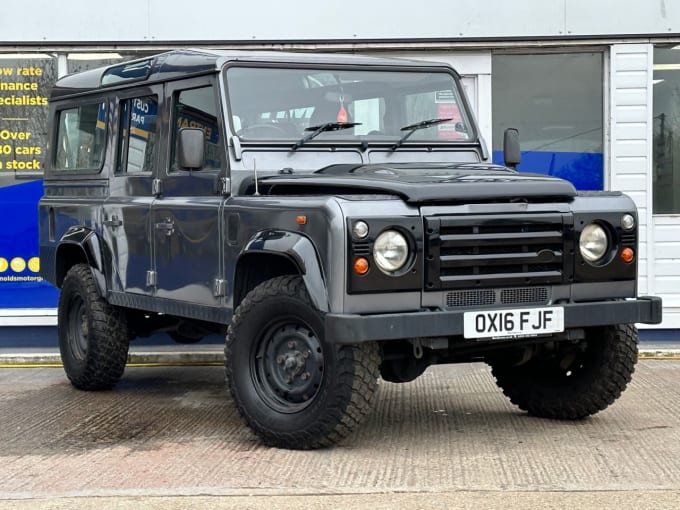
[296,215,307,225]
[620,247,634,263]
[353,257,369,275]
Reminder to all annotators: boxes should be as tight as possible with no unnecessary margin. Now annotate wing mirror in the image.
[503,128,521,169]
[177,128,205,170]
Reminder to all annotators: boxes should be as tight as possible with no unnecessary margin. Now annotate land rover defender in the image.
[39,49,662,449]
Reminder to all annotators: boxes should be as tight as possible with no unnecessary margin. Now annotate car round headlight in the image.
[579,223,609,263]
[373,230,409,274]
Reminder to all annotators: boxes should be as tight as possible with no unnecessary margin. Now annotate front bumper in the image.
[325,296,662,344]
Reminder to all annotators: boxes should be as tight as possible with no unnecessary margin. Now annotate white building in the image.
[0,0,678,331]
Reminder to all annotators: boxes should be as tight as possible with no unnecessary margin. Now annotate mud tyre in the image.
[225,275,379,449]
[489,324,638,419]
[58,264,130,390]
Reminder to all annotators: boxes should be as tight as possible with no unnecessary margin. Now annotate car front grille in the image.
[424,212,572,290]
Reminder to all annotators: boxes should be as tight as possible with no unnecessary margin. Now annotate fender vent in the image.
[353,242,371,256]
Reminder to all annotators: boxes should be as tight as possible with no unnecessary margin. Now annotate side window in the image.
[54,102,107,171]
[117,95,158,173]
[172,86,222,171]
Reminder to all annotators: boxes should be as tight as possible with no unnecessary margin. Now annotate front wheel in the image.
[225,276,379,449]
[488,324,638,419]
[58,264,130,390]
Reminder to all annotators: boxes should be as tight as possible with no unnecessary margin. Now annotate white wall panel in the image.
[653,242,680,259]
[567,0,680,36]
[614,173,648,191]
[615,123,649,141]
[609,44,658,324]
[615,71,648,89]
[614,106,648,123]
[613,157,647,174]
[0,0,678,44]
[614,89,648,107]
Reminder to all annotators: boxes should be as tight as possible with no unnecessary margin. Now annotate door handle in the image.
[103,216,122,228]
[155,218,175,236]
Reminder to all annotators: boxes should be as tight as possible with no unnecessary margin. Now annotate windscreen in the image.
[225,66,473,144]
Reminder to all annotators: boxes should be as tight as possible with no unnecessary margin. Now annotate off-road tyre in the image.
[489,324,638,420]
[225,275,380,449]
[58,264,130,390]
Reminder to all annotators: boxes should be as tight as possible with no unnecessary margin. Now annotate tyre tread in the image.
[59,264,129,391]
[225,275,379,449]
[490,324,638,420]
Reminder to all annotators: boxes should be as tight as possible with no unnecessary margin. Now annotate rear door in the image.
[103,86,162,295]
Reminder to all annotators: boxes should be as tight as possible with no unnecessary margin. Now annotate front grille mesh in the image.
[446,287,550,308]
[446,289,496,307]
[500,286,549,305]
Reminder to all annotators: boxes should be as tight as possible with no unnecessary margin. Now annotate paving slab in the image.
[0,361,679,507]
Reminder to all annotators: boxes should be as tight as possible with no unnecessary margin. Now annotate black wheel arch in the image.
[55,227,110,297]
[233,230,329,312]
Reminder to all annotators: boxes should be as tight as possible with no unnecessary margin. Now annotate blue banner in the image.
[0,179,58,308]
[492,150,604,191]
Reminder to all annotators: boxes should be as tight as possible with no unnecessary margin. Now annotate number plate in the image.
[463,307,564,339]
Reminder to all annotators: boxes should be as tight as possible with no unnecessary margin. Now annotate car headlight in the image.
[373,230,409,274]
[579,223,609,263]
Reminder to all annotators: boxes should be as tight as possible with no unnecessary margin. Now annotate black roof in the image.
[50,48,456,99]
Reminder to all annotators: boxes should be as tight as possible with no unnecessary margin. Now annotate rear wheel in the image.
[226,275,379,449]
[58,264,129,390]
[488,324,638,419]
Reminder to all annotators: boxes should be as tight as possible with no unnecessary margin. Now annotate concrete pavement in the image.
[1,339,679,368]
[1,361,679,508]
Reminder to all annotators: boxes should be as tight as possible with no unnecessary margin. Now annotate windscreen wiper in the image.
[391,117,453,151]
[292,122,361,151]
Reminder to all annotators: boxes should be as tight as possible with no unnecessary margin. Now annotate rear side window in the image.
[54,102,107,171]
[117,96,159,173]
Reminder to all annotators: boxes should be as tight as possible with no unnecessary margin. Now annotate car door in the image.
[103,86,162,295]
[150,76,226,307]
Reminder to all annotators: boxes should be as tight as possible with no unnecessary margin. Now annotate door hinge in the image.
[221,177,231,195]
[213,278,226,297]
[146,270,157,287]
[152,178,162,196]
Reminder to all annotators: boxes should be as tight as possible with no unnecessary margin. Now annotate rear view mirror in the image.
[177,128,205,170]
[503,128,521,169]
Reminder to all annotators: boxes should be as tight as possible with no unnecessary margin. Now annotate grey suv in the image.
[39,49,661,449]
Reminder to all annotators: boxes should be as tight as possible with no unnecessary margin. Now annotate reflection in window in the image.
[653,46,680,214]
[172,86,222,171]
[66,52,155,75]
[118,96,158,173]
[55,102,107,171]
[225,67,471,142]
[492,53,604,190]
[0,54,57,176]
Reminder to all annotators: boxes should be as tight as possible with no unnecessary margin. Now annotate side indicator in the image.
[296,215,307,225]
[620,247,634,264]
[353,257,369,275]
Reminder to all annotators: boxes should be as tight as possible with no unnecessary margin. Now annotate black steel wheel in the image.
[488,324,638,419]
[251,320,325,413]
[226,275,379,449]
[58,264,130,390]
